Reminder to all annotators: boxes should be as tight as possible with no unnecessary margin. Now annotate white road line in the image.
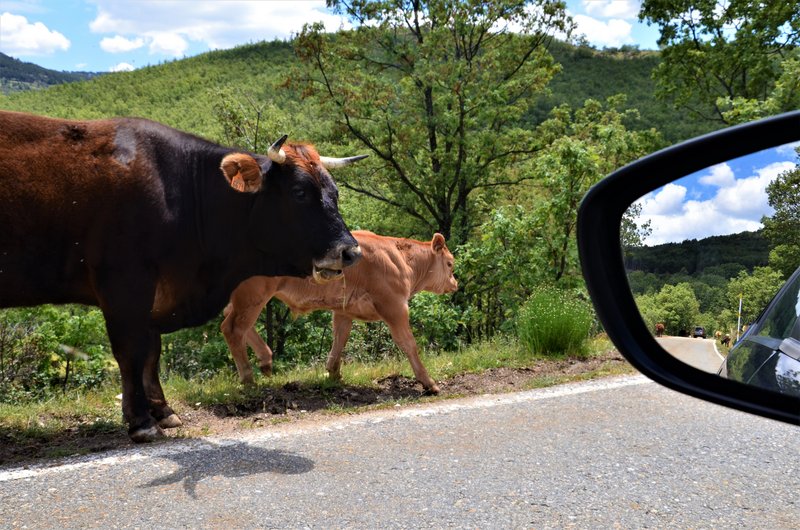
[0,374,652,483]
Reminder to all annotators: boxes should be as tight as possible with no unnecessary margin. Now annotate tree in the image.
[635,282,700,336]
[531,96,659,283]
[762,148,800,278]
[640,0,800,123]
[293,0,573,244]
[727,266,785,326]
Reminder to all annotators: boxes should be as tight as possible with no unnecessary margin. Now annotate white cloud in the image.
[573,14,633,48]
[776,141,800,158]
[698,162,735,187]
[636,160,797,245]
[109,62,134,72]
[87,1,349,57]
[100,35,144,53]
[639,183,687,216]
[0,12,70,56]
[582,0,640,20]
[148,32,188,56]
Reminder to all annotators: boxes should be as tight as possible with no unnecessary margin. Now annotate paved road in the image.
[657,335,725,374]
[1,375,798,529]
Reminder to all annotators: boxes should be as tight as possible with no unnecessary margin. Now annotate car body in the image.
[692,326,706,339]
[719,265,800,398]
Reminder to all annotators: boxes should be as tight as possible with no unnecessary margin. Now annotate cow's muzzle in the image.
[312,243,362,283]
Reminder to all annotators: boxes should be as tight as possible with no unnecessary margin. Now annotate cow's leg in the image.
[143,331,182,429]
[384,308,440,394]
[93,268,162,442]
[244,326,274,377]
[106,319,162,442]
[325,312,353,381]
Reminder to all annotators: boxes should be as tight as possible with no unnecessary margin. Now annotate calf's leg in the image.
[384,308,440,394]
[221,303,259,385]
[244,326,274,376]
[325,312,353,381]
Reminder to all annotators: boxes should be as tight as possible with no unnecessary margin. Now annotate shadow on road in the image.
[140,442,314,498]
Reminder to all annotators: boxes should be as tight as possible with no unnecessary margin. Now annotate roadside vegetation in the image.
[0,0,797,457]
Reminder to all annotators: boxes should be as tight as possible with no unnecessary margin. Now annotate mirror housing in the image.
[578,110,800,425]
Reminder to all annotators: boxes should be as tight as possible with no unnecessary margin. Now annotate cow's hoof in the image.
[326,371,342,381]
[260,365,272,377]
[129,424,164,443]
[158,413,183,429]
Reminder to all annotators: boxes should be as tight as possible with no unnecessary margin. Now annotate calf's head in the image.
[220,136,364,282]
[425,233,458,294]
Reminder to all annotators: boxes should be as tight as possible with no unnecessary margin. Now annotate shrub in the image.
[517,286,594,357]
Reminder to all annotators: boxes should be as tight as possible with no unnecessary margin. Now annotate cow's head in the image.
[425,233,458,294]
[220,136,364,282]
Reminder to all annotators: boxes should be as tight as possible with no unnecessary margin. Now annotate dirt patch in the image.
[0,350,632,467]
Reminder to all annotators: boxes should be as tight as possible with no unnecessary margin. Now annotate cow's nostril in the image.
[342,245,362,267]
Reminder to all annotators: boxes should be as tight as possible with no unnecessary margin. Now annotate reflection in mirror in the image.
[622,141,800,397]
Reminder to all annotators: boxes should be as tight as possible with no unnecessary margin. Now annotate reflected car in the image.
[718,265,800,398]
[692,326,706,339]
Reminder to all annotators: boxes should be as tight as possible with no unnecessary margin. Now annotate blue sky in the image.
[636,143,800,245]
[0,0,661,73]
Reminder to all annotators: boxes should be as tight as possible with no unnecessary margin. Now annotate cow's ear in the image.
[220,153,264,193]
[431,233,446,253]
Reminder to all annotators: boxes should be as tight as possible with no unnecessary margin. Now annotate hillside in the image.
[0,53,97,94]
[0,39,713,145]
[625,230,770,277]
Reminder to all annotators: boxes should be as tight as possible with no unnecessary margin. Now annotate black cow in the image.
[0,110,364,442]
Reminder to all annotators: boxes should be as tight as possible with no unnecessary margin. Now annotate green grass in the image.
[0,334,630,455]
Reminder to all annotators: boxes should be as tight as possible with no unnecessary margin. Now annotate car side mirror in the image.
[578,110,800,425]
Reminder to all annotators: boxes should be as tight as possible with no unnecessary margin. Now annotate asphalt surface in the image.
[1,375,798,529]
[657,335,725,374]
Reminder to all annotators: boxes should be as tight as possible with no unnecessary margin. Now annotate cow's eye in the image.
[293,188,307,201]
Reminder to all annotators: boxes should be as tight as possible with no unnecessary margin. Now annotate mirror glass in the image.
[623,140,800,397]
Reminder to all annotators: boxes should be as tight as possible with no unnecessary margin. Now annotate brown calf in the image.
[221,231,458,393]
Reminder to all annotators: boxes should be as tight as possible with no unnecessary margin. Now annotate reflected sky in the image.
[634,141,800,246]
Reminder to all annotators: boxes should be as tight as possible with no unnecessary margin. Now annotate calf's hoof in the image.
[129,424,165,443]
[158,413,183,429]
[326,370,342,381]
[260,364,273,377]
[424,383,441,395]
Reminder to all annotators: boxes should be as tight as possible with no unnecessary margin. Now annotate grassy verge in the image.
[0,335,634,465]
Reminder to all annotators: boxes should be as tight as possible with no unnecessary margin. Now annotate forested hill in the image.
[625,230,770,277]
[0,39,712,145]
[0,53,98,94]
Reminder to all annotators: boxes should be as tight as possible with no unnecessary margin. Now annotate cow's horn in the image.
[319,154,369,169]
[268,134,288,164]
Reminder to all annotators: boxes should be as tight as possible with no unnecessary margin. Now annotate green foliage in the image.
[0,306,111,403]
[726,266,785,326]
[636,282,700,336]
[409,292,461,351]
[720,51,800,123]
[641,0,800,123]
[625,230,769,276]
[293,0,572,244]
[517,285,594,357]
[530,41,715,142]
[762,148,800,278]
[532,96,659,283]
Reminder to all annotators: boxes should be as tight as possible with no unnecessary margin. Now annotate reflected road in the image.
[657,336,725,373]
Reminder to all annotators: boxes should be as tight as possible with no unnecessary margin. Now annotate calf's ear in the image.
[431,233,446,253]
[220,153,264,193]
